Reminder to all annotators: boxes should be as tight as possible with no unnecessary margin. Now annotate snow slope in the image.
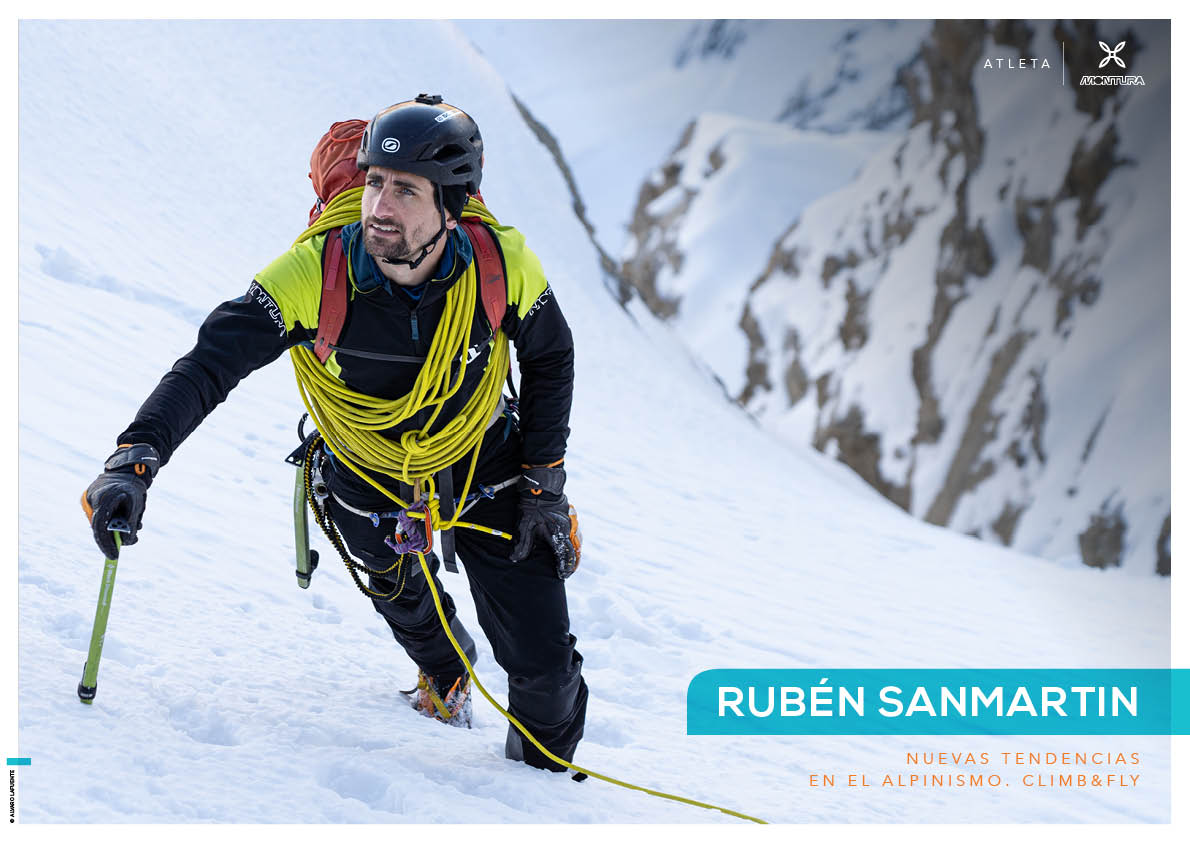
[17,20,1171,823]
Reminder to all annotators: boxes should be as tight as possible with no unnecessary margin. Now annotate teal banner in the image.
[687,669,1190,735]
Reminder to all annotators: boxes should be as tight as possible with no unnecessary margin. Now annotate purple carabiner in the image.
[383,503,433,555]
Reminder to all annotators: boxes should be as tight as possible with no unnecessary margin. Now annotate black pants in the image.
[324,422,587,771]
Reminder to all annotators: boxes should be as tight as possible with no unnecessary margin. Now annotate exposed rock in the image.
[785,357,810,408]
[814,404,911,510]
[839,277,871,350]
[1015,195,1057,274]
[675,20,750,67]
[783,328,810,407]
[778,25,916,134]
[1081,407,1109,463]
[510,94,631,303]
[902,22,996,450]
[705,141,727,178]
[736,301,771,405]
[925,331,1030,526]
[1050,254,1103,332]
[1011,122,1122,325]
[881,187,923,248]
[1021,369,1047,465]
[620,121,699,319]
[1156,514,1171,576]
[821,249,861,288]
[911,195,995,447]
[1078,503,1127,569]
[985,305,1001,338]
[991,500,1026,545]
[815,372,833,409]
[1059,123,1132,241]
[908,20,987,168]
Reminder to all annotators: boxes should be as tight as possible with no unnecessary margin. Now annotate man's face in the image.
[360,166,452,262]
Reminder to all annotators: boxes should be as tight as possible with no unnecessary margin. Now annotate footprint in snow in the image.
[317,760,393,808]
[167,701,241,746]
[309,594,342,624]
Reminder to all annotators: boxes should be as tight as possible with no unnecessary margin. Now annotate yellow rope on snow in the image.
[413,549,767,824]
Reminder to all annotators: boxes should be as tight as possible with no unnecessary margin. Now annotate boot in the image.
[407,671,472,729]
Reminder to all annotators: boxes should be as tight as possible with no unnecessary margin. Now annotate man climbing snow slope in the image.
[81,94,588,772]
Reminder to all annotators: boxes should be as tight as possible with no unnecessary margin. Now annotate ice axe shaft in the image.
[78,526,126,704]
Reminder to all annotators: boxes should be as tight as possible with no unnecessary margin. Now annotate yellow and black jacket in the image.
[117,201,573,500]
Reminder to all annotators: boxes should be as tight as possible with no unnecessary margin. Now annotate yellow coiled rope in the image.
[289,189,510,534]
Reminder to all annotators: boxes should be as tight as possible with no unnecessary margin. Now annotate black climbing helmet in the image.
[357,94,483,196]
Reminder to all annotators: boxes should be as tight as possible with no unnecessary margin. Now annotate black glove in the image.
[80,443,160,559]
[509,463,581,579]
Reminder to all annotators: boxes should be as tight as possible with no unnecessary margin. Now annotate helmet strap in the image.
[380,183,448,271]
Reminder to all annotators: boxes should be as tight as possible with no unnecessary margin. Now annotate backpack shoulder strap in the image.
[313,228,349,363]
[460,218,507,336]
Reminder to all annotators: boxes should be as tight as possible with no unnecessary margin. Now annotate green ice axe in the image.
[77,523,127,704]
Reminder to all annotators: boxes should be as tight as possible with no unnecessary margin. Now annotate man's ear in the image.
[445,215,459,230]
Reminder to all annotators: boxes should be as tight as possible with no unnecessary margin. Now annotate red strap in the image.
[460,218,507,336]
[314,228,349,363]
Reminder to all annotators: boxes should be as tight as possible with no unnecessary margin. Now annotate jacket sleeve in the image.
[116,280,308,465]
[498,229,574,467]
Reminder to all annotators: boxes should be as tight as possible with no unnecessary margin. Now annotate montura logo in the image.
[1098,41,1126,69]
[247,281,286,336]
[381,137,401,153]
[1081,38,1143,87]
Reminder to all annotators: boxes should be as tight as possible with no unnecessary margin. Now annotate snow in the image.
[14,19,1174,825]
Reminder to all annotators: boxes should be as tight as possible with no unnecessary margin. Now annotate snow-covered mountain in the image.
[599,20,1171,576]
[16,20,1172,824]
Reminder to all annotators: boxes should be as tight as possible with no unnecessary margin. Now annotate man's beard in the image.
[362,218,413,262]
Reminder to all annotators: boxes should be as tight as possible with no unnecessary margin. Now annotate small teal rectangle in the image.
[687,669,1190,736]
[7,758,30,765]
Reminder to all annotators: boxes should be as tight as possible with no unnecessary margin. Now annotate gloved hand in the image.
[509,463,582,579]
[80,443,160,559]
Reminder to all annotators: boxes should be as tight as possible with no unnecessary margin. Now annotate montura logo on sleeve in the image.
[247,281,286,335]
[525,286,555,321]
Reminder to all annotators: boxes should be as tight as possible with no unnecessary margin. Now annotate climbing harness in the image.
[297,432,411,602]
[326,476,518,529]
